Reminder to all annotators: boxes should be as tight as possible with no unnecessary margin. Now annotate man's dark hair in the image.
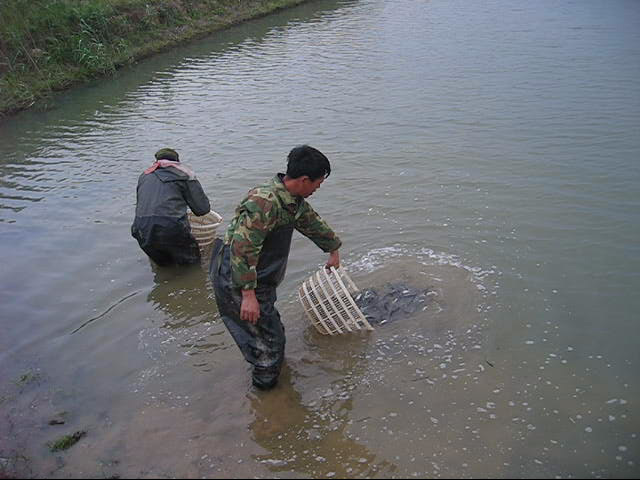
[155,148,179,162]
[286,145,331,180]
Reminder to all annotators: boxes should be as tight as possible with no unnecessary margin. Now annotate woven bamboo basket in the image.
[299,266,374,336]
[187,210,223,249]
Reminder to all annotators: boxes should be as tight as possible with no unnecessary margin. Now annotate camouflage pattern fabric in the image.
[224,174,341,290]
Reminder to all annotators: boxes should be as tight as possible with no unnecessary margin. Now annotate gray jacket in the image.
[131,166,210,264]
[134,167,210,219]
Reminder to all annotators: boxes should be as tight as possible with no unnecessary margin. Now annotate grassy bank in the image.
[0,0,310,118]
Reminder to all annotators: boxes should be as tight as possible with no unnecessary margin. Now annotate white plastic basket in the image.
[299,266,374,336]
[187,210,223,249]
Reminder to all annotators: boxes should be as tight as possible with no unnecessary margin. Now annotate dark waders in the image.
[132,215,201,266]
[209,224,294,390]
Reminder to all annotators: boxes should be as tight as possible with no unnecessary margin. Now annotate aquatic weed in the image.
[14,370,40,386]
[47,431,86,452]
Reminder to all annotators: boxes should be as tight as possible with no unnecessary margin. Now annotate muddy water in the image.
[1,0,639,478]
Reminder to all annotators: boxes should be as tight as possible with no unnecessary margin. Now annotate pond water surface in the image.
[1,0,639,477]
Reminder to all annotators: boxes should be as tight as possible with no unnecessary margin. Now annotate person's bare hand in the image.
[241,290,260,324]
[326,250,340,270]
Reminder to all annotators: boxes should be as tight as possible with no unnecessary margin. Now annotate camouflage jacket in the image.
[224,174,342,290]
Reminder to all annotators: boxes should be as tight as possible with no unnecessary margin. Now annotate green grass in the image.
[0,0,310,117]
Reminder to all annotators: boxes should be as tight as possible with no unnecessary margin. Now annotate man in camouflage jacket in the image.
[210,145,341,390]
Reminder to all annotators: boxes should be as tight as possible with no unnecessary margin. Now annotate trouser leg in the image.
[221,297,285,390]
[165,239,201,265]
[140,244,173,266]
[133,219,201,266]
[211,243,285,389]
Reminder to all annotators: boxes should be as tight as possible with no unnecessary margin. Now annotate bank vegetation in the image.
[0,0,309,118]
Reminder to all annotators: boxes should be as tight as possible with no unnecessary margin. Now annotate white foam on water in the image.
[347,245,498,294]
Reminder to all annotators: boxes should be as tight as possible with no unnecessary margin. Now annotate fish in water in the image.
[354,283,433,325]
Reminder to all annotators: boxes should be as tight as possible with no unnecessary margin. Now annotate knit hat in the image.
[154,148,179,162]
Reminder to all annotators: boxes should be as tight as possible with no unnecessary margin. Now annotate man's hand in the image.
[326,249,340,270]
[241,289,260,324]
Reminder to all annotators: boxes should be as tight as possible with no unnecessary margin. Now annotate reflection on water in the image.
[250,364,396,477]
[140,259,227,373]
[147,261,216,330]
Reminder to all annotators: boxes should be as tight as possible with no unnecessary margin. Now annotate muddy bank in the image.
[0,0,313,118]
